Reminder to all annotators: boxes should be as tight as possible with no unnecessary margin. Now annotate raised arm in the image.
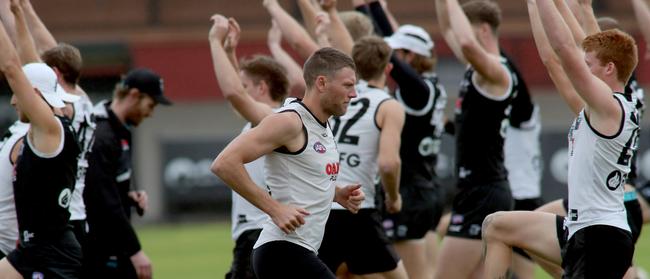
[314,11,332,47]
[267,20,306,96]
[10,0,39,64]
[378,0,399,31]
[263,0,319,60]
[537,0,620,127]
[632,0,650,59]
[576,0,600,36]
[209,14,274,126]
[0,15,60,154]
[223,17,241,71]
[19,0,56,53]
[212,112,310,234]
[320,0,354,54]
[297,0,321,39]
[446,0,510,94]
[554,0,586,46]
[435,0,466,63]
[0,0,17,43]
[376,99,404,214]
[528,0,583,115]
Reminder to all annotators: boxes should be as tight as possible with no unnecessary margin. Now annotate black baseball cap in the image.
[123,68,172,105]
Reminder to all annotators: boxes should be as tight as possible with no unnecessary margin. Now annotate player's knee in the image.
[482,211,506,240]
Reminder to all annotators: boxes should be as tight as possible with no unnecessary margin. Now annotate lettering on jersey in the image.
[339,152,360,167]
[325,162,340,181]
[237,214,248,224]
[606,170,624,191]
[454,98,463,114]
[58,188,72,208]
[23,230,34,243]
[458,167,472,179]
[419,137,441,157]
[313,141,327,154]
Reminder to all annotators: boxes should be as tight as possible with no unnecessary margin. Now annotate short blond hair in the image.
[340,11,374,41]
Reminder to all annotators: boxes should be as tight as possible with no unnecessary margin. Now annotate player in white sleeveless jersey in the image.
[0,121,28,259]
[317,36,408,278]
[209,16,291,278]
[212,30,364,279]
[482,1,639,278]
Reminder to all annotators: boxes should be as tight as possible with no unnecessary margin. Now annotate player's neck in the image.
[366,76,386,89]
[301,94,330,123]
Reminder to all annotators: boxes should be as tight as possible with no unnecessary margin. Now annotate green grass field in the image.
[139,222,650,279]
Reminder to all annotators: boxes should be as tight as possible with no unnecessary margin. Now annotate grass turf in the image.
[139,222,650,279]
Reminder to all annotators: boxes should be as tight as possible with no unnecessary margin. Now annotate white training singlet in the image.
[69,95,95,221]
[0,121,28,255]
[505,105,542,199]
[330,81,391,210]
[254,100,339,252]
[566,93,639,239]
[231,122,270,240]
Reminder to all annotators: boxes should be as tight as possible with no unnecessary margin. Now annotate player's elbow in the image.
[210,155,229,179]
[378,156,401,175]
[0,56,22,77]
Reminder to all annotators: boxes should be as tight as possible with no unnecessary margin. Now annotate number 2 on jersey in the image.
[331,98,370,145]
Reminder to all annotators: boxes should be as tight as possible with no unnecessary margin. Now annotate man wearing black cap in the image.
[83,68,171,279]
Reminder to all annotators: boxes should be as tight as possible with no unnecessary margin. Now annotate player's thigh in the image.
[535,199,567,215]
[0,258,22,279]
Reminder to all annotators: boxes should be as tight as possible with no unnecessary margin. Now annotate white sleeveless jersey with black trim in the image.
[505,106,542,199]
[566,93,639,238]
[69,95,94,221]
[231,122,271,240]
[330,81,391,209]
[395,73,447,188]
[0,121,28,254]
[254,99,339,252]
[455,57,516,187]
[14,116,80,243]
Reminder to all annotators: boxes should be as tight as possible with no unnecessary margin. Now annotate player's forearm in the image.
[578,1,600,36]
[553,0,585,45]
[12,5,40,64]
[378,157,401,200]
[537,0,580,61]
[211,156,280,216]
[21,1,57,53]
[632,0,650,48]
[209,39,246,100]
[268,43,306,93]
[325,10,354,54]
[446,0,481,61]
[265,0,319,60]
[297,0,320,38]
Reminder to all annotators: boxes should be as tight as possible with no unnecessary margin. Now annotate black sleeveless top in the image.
[14,116,80,243]
[455,58,517,187]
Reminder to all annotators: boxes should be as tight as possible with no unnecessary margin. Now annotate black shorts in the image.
[561,196,643,244]
[446,181,513,239]
[69,220,87,248]
[7,229,82,279]
[252,241,335,279]
[556,215,567,249]
[225,229,262,279]
[382,185,444,240]
[561,225,633,279]
[514,197,544,211]
[319,209,400,274]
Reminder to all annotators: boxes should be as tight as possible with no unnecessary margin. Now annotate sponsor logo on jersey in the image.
[469,224,481,236]
[121,139,130,151]
[313,141,326,154]
[569,209,579,221]
[23,230,34,243]
[32,272,44,279]
[325,162,340,175]
[58,188,72,208]
[606,170,623,191]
